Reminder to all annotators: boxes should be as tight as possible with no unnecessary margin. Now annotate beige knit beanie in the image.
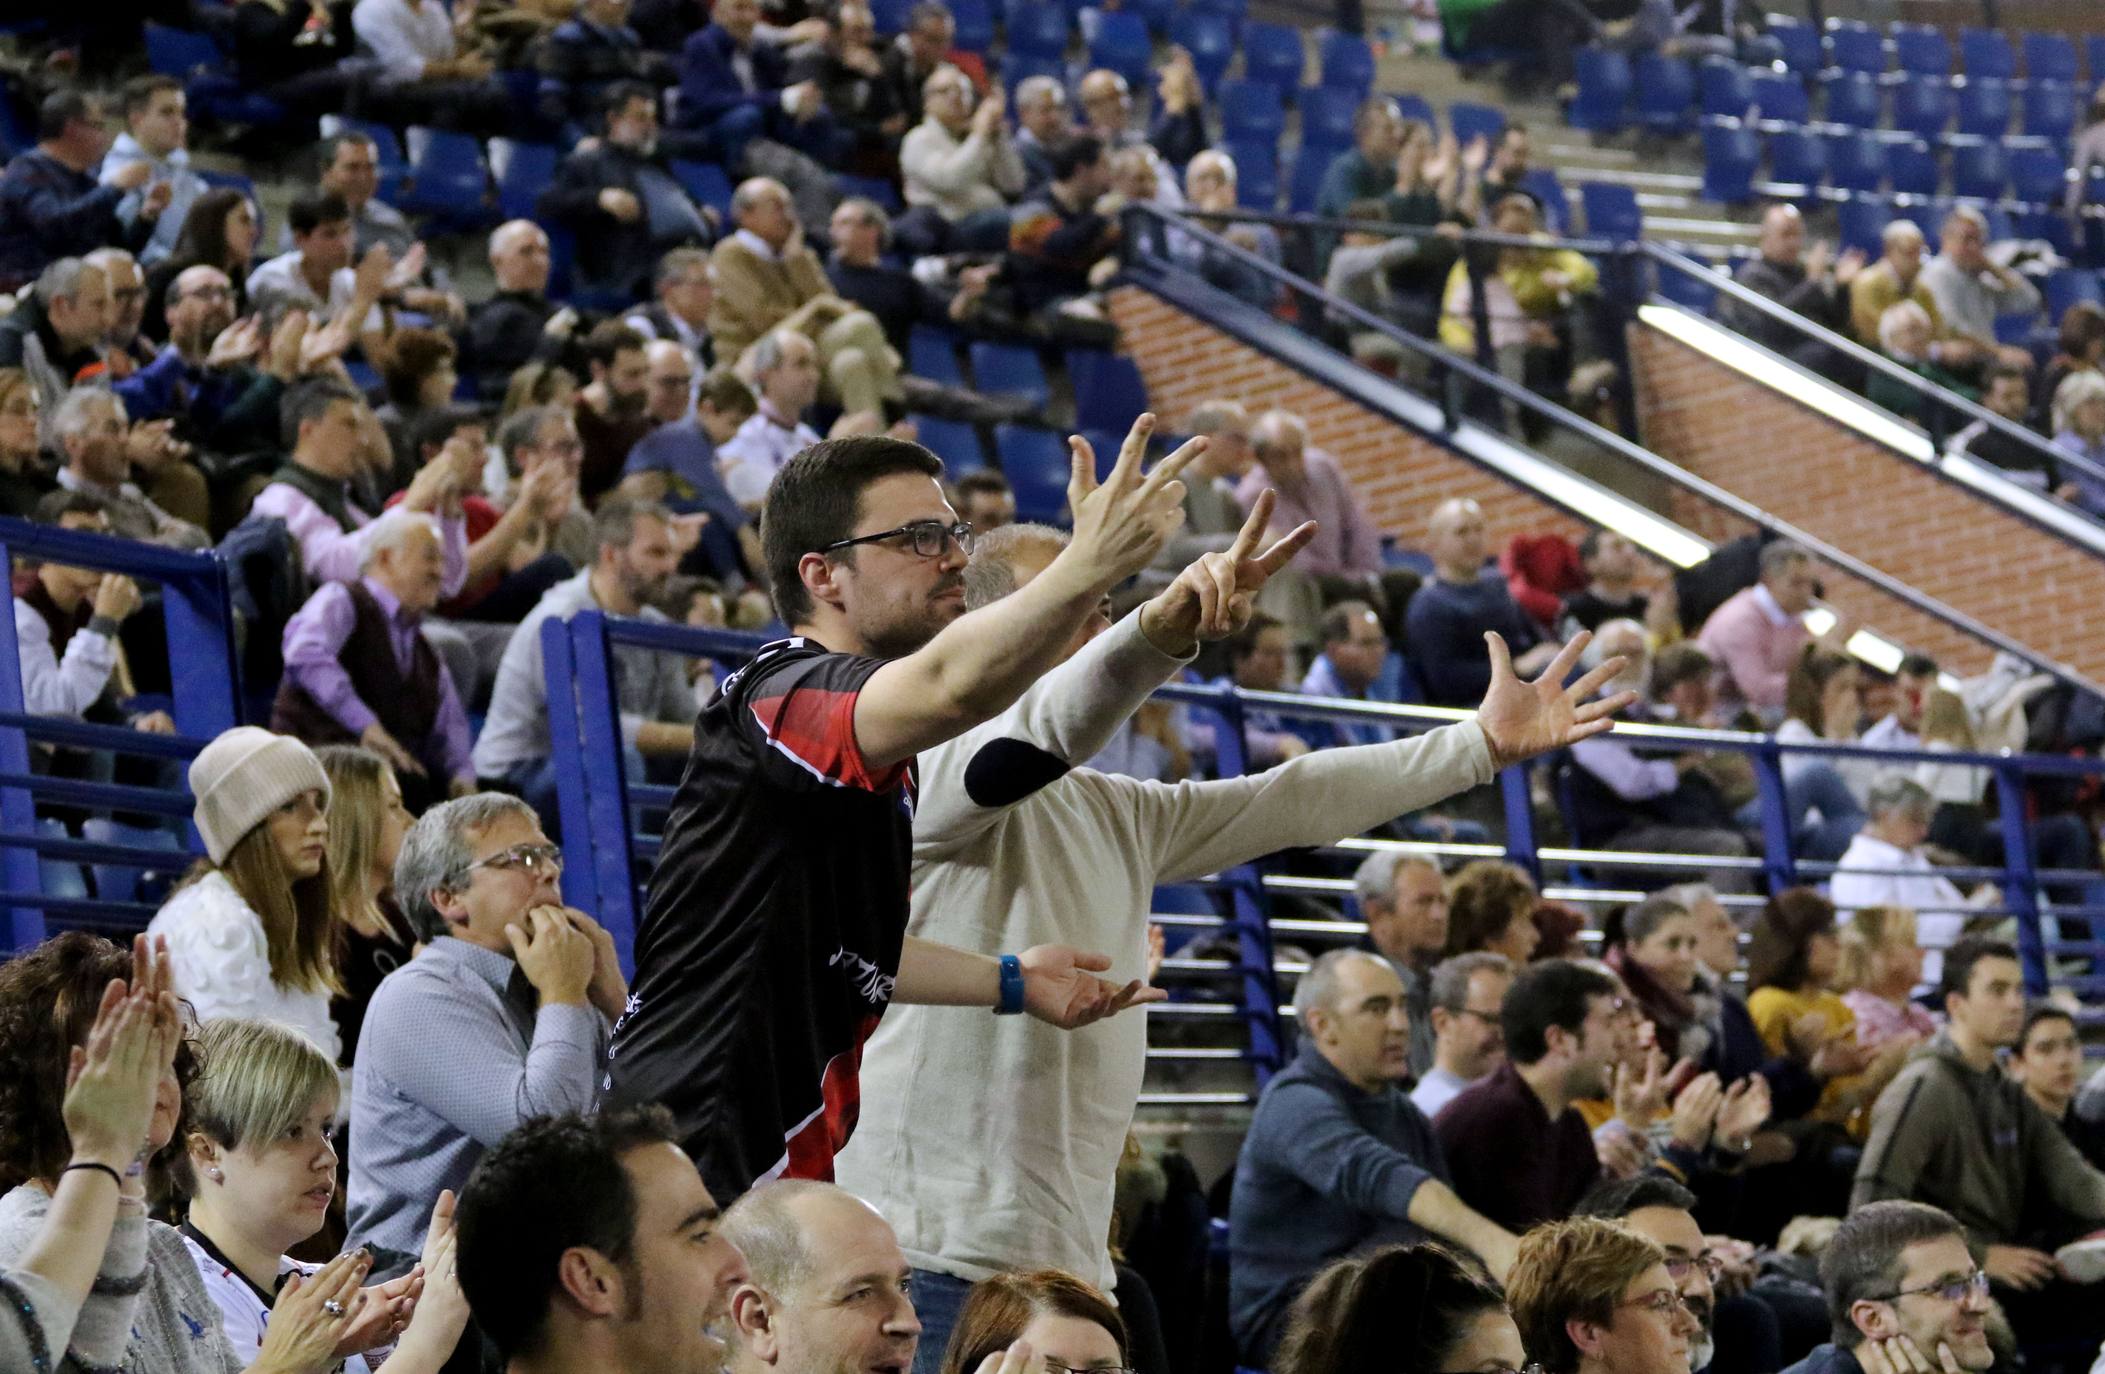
[188,728,332,865]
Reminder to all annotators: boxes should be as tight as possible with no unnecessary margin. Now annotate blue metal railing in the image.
[545,611,2105,1091]
[0,517,239,950]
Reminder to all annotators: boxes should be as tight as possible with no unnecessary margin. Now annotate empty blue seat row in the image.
[1764,16,2091,84]
[1703,115,2071,211]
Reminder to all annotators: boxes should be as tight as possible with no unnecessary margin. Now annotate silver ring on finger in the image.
[323,1299,346,1318]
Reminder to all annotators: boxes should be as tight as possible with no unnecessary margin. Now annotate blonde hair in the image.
[1918,689,1975,750]
[1837,906,1918,991]
[2054,368,2105,434]
[186,1018,340,1160]
[1507,1218,1666,1374]
[316,744,392,937]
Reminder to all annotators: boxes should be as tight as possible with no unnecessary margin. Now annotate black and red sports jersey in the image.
[604,637,915,1203]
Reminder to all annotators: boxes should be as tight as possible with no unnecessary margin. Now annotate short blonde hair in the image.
[186,1018,340,1160]
[1878,300,1932,354]
[1507,1218,1665,1374]
[1837,906,1918,991]
[2052,368,2105,434]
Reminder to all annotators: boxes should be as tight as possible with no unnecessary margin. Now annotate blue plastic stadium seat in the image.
[1448,101,1505,146]
[1823,129,1886,193]
[1394,93,1436,128]
[319,115,406,203]
[81,818,184,906]
[1317,29,1375,95]
[1228,138,1279,208]
[144,23,221,80]
[970,341,1051,408]
[1949,137,2007,201]
[1767,17,1822,75]
[2089,37,2105,85]
[1633,52,1696,136]
[909,324,965,386]
[994,425,1073,522]
[1240,22,1304,98]
[1892,77,1953,138]
[1768,127,1826,190]
[2043,269,2104,323]
[872,0,912,31]
[1701,119,1758,205]
[1750,71,1809,124]
[1069,349,1149,434]
[1521,167,1570,234]
[1004,0,1069,62]
[1088,11,1152,87]
[1891,24,1951,76]
[399,126,494,228]
[1836,197,1892,256]
[1820,71,1882,129]
[951,0,994,52]
[2010,144,2068,204]
[1959,26,2016,81]
[489,138,559,220]
[1956,77,2011,138]
[837,173,903,213]
[1186,0,1245,19]
[2022,80,2077,142]
[1825,20,1885,74]
[1568,47,1632,133]
[1218,80,1285,143]
[669,159,734,217]
[1299,84,1358,147]
[1001,54,1065,104]
[1656,252,1715,313]
[1887,140,1939,198]
[2023,32,2078,83]
[1697,57,1752,120]
[2015,208,2076,258]
[911,414,985,475]
[1580,182,1641,241]
[1124,0,1174,37]
[1172,9,1235,93]
[1288,147,1331,213]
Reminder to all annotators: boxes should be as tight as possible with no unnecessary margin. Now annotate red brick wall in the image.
[1628,321,2105,682]
[1110,285,2024,675]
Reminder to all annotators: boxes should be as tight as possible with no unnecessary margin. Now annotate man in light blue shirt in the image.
[98,76,209,268]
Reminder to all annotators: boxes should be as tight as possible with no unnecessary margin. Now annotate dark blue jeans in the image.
[910,1268,975,1374]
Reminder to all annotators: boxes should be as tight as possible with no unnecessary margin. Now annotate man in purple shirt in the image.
[272,511,476,811]
[1234,409,1404,610]
[251,377,471,595]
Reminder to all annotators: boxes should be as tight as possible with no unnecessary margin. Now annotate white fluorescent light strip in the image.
[1637,304,1936,461]
[1801,609,1907,675]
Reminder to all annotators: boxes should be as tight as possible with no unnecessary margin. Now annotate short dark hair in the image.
[1819,1201,1965,1347]
[412,404,488,458]
[33,488,114,526]
[1226,612,1284,664]
[316,129,376,173]
[457,1107,683,1360]
[759,436,945,624]
[1649,641,1713,696]
[280,377,363,450]
[37,89,97,143]
[1272,1244,1507,1374]
[908,0,953,29]
[2017,1001,2075,1055]
[287,190,352,238]
[381,326,459,407]
[121,74,182,119]
[1320,600,1378,647]
[602,80,657,119]
[953,470,1012,502]
[1897,653,1940,679]
[1049,134,1106,183]
[1980,362,2030,393]
[1939,935,2019,1006]
[592,497,672,556]
[1573,1174,1698,1220]
[694,366,757,419]
[582,320,646,373]
[1501,959,1618,1066]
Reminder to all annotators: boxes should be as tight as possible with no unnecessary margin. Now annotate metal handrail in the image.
[1181,203,2104,496]
[1122,202,2103,694]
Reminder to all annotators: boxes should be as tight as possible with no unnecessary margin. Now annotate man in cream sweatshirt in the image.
[832,516,1634,1373]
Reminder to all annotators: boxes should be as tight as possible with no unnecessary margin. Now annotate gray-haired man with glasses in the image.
[348,792,628,1265]
[1780,1201,1993,1374]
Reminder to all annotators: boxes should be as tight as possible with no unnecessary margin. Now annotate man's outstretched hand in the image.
[1475,628,1638,770]
[1141,489,1317,655]
[1019,944,1168,1029]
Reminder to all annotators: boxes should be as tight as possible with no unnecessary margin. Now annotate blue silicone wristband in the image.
[995,954,1025,1015]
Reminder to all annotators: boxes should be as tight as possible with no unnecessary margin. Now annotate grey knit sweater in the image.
[0,1185,239,1374]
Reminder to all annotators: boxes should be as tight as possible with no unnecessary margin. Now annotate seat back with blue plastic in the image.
[1824,128,1886,193]
[1957,76,2011,138]
[1317,29,1374,95]
[2010,143,2068,205]
[994,425,1073,522]
[1887,139,1939,198]
[2043,269,2104,324]
[1448,101,1505,146]
[970,341,1052,408]
[1089,11,1153,87]
[1836,196,1892,256]
[1069,349,1150,434]
[1750,70,1809,124]
[400,126,495,227]
[909,323,965,386]
[1633,52,1696,135]
[1821,70,1882,129]
[1825,20,1885,74]
[1521,168,1570,234]
[1580,182,1641,242]
[911,414,986,475]
[1892,77,1952,139]
[1891,24,1950,76]
[489,138,560,221]
[1299,84,1358,148]
[2022,32,2078,84]
[1218,78,1285,143]
[1959,26,2016,80]
[1702,119,1759,204]
[1004,0,1070,61]
[1768,17,1822,74]
[1173,8,1235,94]
[1568,47,1632,133]
[1240,22,1305,98]
[1697,57,1752,120]
[1228,138,1279,208]
[1768,126,1826,189]
[951,0,995,51]
[1949,137,2007,201]
[669,159,734,217]
[2022,80,2077,142]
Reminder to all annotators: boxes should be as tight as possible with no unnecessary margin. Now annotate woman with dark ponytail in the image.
[1273,1244,1522,1374]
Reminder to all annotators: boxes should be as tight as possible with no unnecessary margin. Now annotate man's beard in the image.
[859,577,966,659]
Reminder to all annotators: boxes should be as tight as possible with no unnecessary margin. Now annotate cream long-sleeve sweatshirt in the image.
[833,611,1494,1291]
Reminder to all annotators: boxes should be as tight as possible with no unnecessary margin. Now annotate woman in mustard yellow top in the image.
[1745,889,1915,1139]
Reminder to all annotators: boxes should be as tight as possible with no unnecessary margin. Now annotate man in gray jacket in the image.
[833,505,1634,1374]
[1854,935,2105,1361]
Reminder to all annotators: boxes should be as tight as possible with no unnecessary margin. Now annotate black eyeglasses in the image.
[820,520,974,559]
[1873,1272,1989,1305]
[1448,1007,1503,1025]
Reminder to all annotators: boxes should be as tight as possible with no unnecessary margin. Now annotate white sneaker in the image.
[2055,1234,2105,1285]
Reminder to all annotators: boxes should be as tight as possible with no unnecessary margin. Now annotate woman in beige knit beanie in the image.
[146,727,345,1064]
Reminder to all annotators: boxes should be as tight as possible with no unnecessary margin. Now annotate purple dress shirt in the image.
[281,577,475,784]
[1234,447,1385,581]
[250,481,470,597]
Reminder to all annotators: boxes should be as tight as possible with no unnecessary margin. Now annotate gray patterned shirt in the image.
[346,937,610,1256]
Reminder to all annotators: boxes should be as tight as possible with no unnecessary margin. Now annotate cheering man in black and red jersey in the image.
[608,414,1254,1203]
